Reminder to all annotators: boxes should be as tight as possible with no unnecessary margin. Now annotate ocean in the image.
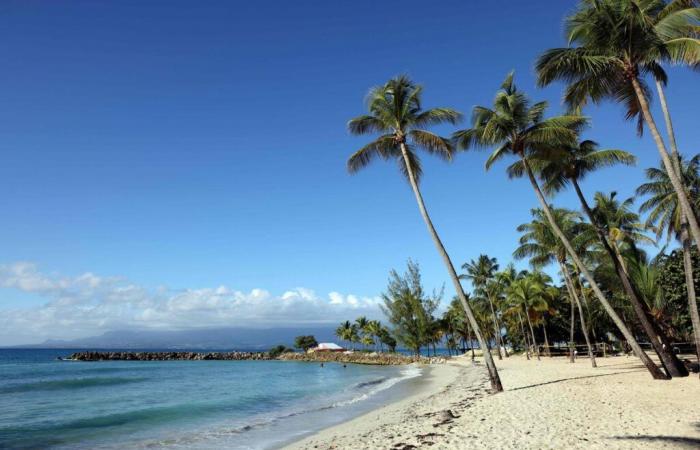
[0,349,423,449]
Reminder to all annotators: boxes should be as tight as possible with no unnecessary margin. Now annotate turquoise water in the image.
[0,349,422,449]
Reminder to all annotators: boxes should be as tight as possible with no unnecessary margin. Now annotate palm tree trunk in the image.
[656,79,700,373]
[399,143,503,391]
[541,322,551,357]
[487,295,503,360]
[632,77,700,255]
[571,179,687,377]
[569,286,576,363]
[560,260,597,368]
[518,311,531,360]
[522,156,668,379]
[525,308,541,360]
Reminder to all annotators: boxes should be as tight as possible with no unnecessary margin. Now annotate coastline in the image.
[283,356,485,449]
[284,355,700,450]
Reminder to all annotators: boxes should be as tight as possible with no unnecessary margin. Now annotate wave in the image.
[0,376,148,394]
[354,377,388,389]
[332,365,422,407]
[162,365,424,446]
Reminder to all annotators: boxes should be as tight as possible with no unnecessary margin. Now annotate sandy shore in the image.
[284,354,700,449]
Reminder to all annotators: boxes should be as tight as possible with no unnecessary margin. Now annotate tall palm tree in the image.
[536,0,700,260]
[454,73,667,379]
[638,154,700,367]
[347,76,503,391]
[461,255,507,359]
[535,139,687,375]
[514,208,598,367]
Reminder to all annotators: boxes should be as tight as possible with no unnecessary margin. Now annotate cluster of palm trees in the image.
[335,317,395,352]
[346,0,700,391]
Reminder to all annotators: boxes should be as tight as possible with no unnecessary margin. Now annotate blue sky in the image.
[0,1,697,344]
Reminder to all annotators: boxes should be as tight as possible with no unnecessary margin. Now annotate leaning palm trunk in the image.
[522,156,668,379]
[571,179,687,377]
[399,143,503,391]
[560,260,597,368]
[680,223,700,366]
[656,80,700,373]
[631,77,700,257]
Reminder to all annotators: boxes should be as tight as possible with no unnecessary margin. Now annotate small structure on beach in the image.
[308,343,345,353]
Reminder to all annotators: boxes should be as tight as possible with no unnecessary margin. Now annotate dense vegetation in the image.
[343,0,700,389]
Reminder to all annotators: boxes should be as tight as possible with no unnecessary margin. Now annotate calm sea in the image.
[0,349,423,449]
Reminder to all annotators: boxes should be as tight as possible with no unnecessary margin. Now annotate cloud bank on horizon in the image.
[0,262,384,345]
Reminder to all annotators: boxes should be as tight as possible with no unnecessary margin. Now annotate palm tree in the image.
[349,324,360,351]
[638,154,700,367]
[366,320,383,351]
[535,139,687,375]
[507,275,550,360]
[514,207,597,367]
[347,76,503,391]
[536,0,700,261]
[454,72,667,379]
[592,190,689,374]
[461,255,507,359]
[335,320,355,349]
[355,316,369,349]
[592,191,656,272]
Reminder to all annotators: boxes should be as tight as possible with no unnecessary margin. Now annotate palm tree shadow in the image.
[509,370,645,391]
[610,435,700,448]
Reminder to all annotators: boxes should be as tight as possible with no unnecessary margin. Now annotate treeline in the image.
[345,0,700,390]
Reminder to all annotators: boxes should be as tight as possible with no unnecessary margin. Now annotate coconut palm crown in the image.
[637,154,700,241]
[537,140,637,195]
[536,0,700,132]
[452,72,587,171]
[347,75,462,183]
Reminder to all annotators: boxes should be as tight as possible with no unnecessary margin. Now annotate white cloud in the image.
[0,262,383,345]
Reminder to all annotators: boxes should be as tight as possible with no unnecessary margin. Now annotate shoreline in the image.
[283,355,700,449]
[283,355,485,449]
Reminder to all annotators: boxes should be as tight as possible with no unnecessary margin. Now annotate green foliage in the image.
[381,260,441,355]
[268,345,293,358]
[293,335,318,352]
[536,0,700,132]
[347,75,461,184]
[656,247,700,339]
[453,72,586,170]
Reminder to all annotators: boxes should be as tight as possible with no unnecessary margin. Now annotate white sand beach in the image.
[285,355,700,449]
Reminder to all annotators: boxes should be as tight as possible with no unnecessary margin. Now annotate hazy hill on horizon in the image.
[8,326,339,350]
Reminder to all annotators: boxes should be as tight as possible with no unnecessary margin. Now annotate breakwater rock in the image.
[277,351,448,365]
[64,350,449,365]
[66,351,271,361]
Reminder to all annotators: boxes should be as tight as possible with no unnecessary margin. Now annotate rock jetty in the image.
[277,351,448,365]
[66,351,271,361]
[65,350,449,365]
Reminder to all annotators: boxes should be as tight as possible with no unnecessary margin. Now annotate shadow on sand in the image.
[508,369,646,391]
[610,435,700,448]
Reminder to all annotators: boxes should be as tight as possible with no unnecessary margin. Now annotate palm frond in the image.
[409,130,453,161]
[347,135,397,174]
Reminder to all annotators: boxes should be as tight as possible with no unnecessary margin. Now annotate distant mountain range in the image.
[9,326,339,350]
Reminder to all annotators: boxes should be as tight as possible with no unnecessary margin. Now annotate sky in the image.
[0,1,697,345]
